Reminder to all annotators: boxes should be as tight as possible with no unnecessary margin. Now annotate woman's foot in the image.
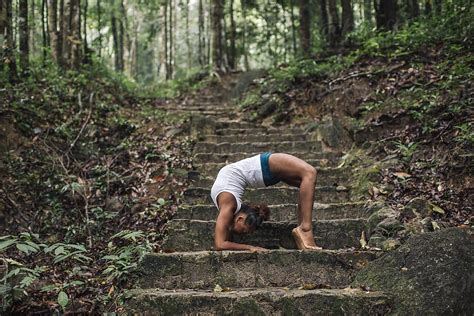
[292,226,323,250]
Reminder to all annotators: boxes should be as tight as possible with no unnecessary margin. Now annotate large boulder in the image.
[352,227,474,315]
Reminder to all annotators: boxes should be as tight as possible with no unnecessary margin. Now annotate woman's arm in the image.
[214,205,265,251]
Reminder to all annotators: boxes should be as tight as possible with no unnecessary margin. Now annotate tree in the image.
[211,0,224,71]
[289,0,297,54]
[198,0,205,66]
[241,0,249,70]
[19,0,29,75]
[111,3,121,71]
[299,0,311,57]
[341,0,354,37]
[0,0,6,63]
[228,0,236,70]
[319,0,329,44]
[5,0,16,81]
[48,0,60,62]
[328,0,341,47]
[375,0,398,31]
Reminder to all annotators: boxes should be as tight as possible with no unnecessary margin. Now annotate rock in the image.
[367,207,400,233]
[401,197,433,219]
[352,227,474,315]
[381,238,401,251]
[375,217,404,235]
[257,98,277,118]
[308,116,352,149]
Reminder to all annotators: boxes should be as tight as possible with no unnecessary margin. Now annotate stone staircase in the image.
[126,82,391,314]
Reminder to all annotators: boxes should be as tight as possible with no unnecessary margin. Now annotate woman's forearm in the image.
[214,240,255,251]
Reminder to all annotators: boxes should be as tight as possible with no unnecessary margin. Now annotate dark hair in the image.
[238,204,270,230]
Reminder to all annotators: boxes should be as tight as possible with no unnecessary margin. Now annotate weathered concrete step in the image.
[176,202,369,221]
[126,287,391,315]
[163,218,366,251]
[188,168,350,188]
[193,151,343,164]
[137,249,380,290]
[216,127,306,135]
[184,186,349,205]
[194,141,322,154]
[203,133,309,143]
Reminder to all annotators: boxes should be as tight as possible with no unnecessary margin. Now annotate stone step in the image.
[193,151,343,164]
[216,127,306,135]
[194,141,322,154]
[176,202,369,221]
[183,186,350,205]
[203,133,309,143]
[167,109,233,116]
[137,249,380,290]
[188,168,350,187]
[126,287,391,315]
[215,121,255,129]
[162,218,367,251]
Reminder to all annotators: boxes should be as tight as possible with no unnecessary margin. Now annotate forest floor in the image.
[1,11,473,314]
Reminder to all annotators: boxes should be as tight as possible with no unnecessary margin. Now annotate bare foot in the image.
[292,226,323,250]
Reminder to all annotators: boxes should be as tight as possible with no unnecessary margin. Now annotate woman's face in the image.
[232,214,255,234]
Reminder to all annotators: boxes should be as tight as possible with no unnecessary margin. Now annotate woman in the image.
[211,152,322,251]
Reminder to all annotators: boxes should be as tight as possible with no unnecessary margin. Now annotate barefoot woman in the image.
[211,152,322,251]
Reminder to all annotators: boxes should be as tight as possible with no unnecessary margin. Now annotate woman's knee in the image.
[303,166,317,184]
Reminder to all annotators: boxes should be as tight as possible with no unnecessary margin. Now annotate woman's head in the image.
[232,204,270,234]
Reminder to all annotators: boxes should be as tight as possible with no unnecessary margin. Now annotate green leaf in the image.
[54,245,65,256]
[16,243,38,254]
[431,204,445,215]
[0,239,16,252]
[58,291,69,309]
[158,198,166,205]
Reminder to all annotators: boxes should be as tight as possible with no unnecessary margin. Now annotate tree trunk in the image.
[19,0,29,75]
[375,0,397,31]
[241,0,249,70]
[97,0,101,57]
[299,0,310,57]
[289,0,297,55]
[341,0,354,37]
[433,0,442,15]
[42,0,48,62]
[83,0,89,62]
[319,0,329,44]
[69,0,81,69]
[48,0,59,61]
[185,0,191,69]
[0,0,6,63]
[424,0,432,15]
[5,0,17,81]
[111,6,120,71]
[163,0,168,79]
[211,0,224,71]
[29,0,35,55]
[409,0,420,19]
[228,0,236,70]
[118,0,125,72]
[172,0,176,78]
[364,0,372,25]
[328,0,340,47]
[61,0,71,67]
[198,0,204,66]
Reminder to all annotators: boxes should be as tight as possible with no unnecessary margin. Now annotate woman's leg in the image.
[268,153,321,249]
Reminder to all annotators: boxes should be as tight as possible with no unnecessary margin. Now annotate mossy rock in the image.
[353,227,474,315]
[367,207,400,234]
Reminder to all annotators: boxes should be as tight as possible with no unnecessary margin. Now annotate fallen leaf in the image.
[213,284,223,292]
[393,172,411,178]
[430,204,445,215]
[360,231,368,249]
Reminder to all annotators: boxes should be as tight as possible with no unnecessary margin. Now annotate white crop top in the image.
[210,154,265,213]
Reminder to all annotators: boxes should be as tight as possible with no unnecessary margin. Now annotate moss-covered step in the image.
[162,218,367,251]
[183,186,350,205]
[202,133,308,143]
[194,141,322,154]
[193,151,342,164]
[137,249,380,290]
[176,202,370,221]
[215,127,306,136]
[126,287,391,315]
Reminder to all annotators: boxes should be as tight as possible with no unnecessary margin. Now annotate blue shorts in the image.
[260,152,281,186]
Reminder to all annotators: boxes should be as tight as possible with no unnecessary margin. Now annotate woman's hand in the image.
[249,246,269,253]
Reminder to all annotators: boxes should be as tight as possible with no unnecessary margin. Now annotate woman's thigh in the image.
[268,153,314,186]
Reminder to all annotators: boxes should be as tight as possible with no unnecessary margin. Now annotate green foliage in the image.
[101,230,155,284]
[393,141,418,162]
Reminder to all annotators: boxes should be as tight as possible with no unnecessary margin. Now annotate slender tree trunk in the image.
[19,0,29,75]
[433,0,442,15]
[111,6,120,71]
[83,0,88,62]
[328,0,340,47]
[424,0,432,15]
[163,0,168,79]
[172,0,176,78]
[0,0,6,64]
[29,0,35,56]
[185,0,191,69]
[341,0,354,37]
[364,0,372,25]
[228,0,236,70]
[299,0,310,57]
[70,0,81,69]
[48,0,59,61]
[319,0,329,44]
[6,0,17,81]
[42,0,48,62]
[97,0,101,57]
[198,0,204,66]
[241,0,249,70]
[61,0,71,67]
[211,0,224,71]
[118,0,125,72]
[289,0,297,55]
